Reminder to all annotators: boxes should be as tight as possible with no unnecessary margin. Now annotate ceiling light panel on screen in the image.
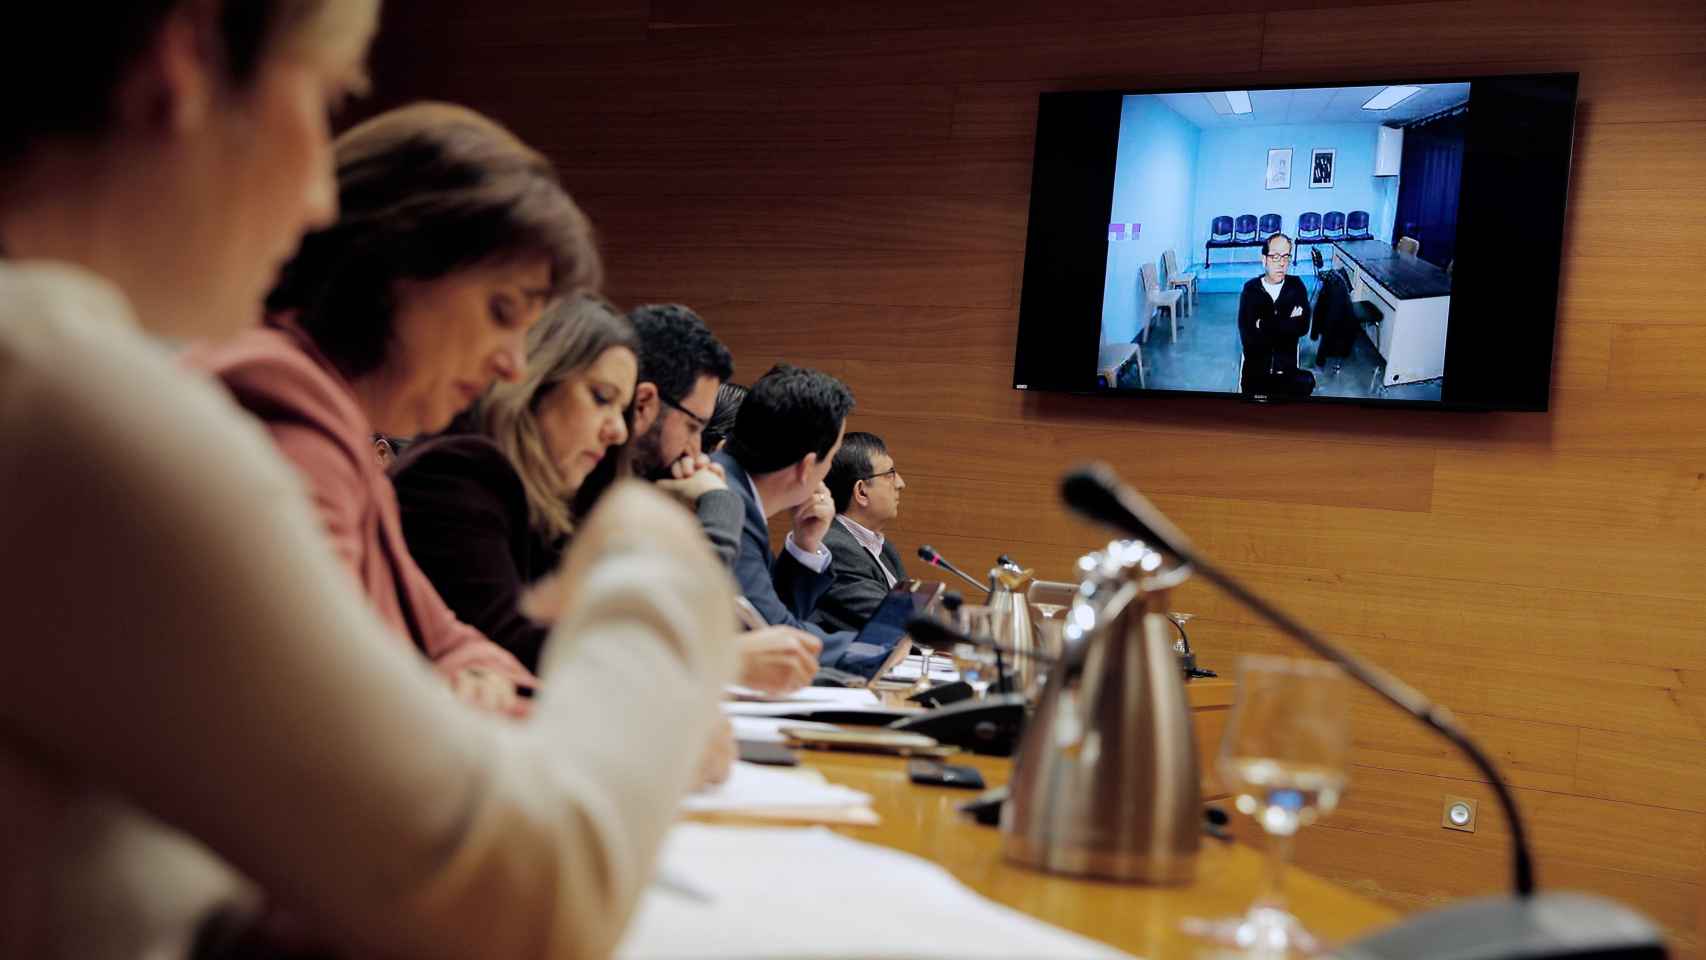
[1204,91,1253,116]
[1362,85,1422,110]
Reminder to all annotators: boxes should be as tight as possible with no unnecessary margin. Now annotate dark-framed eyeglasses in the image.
[858,466,900,483]
[660,394,710,434]
[1263,252,1293,262]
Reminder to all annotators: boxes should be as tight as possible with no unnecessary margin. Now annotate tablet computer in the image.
[832,580,946,683]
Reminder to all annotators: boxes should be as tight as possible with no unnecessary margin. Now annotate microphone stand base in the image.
[1337,891,1667,960]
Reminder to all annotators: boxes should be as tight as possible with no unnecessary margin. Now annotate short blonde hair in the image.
[478,296,638,541]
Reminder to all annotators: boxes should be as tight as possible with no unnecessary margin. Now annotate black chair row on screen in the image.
[1204,211,1372,266]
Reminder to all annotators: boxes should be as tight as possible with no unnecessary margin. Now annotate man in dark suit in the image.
[1237,232,1314,398]
[713,364,857,666]
[810,432,909,634]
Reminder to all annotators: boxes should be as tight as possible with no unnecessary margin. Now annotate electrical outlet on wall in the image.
[1442,795,1477,833]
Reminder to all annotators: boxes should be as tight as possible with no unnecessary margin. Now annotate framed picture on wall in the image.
[1310,148,1336,189]
[1265,147,1292,190]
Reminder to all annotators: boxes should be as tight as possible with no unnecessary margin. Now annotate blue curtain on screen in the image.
[1393,109,1467,269]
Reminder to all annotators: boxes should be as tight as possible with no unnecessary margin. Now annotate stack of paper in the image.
[721,686,913,720]
[724,686,882,705]
[681,762,877,826]
[726,715,841,744]
[884,652,961,683]
[617,824,1134,959]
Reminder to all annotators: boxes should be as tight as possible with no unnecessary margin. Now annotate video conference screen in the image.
[1012,74,1578,411]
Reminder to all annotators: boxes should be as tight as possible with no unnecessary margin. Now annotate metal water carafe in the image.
[1001,540,1201,884]
[987,562,1038,696]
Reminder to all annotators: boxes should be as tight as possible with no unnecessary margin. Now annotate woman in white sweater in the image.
[0,3,735,958]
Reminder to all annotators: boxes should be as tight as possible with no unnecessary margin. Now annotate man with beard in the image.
[626,305,823,679]
[621,303,742,563]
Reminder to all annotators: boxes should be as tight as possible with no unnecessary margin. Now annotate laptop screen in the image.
[833,581,944,681]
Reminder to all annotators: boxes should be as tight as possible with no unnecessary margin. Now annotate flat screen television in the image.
[1012,73,1577,411]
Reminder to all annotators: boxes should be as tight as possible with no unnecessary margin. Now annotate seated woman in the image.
[186,102,592,712]
[395,297,820,694]
[391,295,640,673]
[1,3,734,958]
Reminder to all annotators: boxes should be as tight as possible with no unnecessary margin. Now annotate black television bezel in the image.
[1011,72,1579,413]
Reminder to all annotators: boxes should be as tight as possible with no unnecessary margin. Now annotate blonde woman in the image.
[0,3,735,957]
[393,296,642,672]
[396,297,821,694]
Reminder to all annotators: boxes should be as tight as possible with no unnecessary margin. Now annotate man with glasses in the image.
[624,303,752,572]
[1237,233,1314,398]
[809,432,911,634]
[626,304,733,481]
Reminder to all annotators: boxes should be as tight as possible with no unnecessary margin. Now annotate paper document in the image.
[724,685,881,705]
[885,653,960,683]
[727,715,841,744]
[681,762,870,813]
[618,824,1134,959]
[722,686,917,719]
[681,762,877,826]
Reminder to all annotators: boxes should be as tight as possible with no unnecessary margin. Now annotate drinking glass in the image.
[949,604,999,697]
[1183,655,1350,956]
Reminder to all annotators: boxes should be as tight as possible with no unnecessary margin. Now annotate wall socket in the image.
[1442,795,1478,833]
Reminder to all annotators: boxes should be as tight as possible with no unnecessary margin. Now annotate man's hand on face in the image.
[654,452,728,506]
[791,482,835,554]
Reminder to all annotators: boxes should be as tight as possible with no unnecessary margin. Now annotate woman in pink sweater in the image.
[1,3,735,957]
[188,102,599,712]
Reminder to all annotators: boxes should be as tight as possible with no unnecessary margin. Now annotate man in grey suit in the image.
[810,432,910,634]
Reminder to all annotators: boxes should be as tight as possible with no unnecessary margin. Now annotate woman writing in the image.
[395,296,819,692]
[1,4,735,957]
[186,101,589,711]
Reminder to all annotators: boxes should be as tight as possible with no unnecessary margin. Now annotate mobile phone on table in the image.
[907,758,986,789]
[737,739,799,767]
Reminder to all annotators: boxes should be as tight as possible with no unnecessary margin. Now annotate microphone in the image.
[1062,462,1531,895]
[918,544,990,594]
[906,614,1059,666]
[1062,463,1665,959]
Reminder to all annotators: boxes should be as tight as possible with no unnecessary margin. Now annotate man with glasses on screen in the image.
[810,432,911,634]
[1238,233,1314,398]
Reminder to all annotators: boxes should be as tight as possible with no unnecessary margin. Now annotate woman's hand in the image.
[654,453,728,506]
[450,666,519,714]
[736,626,823,695]
[692,715,738,790]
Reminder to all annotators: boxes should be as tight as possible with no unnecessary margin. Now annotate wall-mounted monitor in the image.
[1012,73,1577,411]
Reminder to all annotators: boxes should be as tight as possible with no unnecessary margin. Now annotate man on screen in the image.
[1237,233,1314,397]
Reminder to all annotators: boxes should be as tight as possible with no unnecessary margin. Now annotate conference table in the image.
[779,679,1398,958]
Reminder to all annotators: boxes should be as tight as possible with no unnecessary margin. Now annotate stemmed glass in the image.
[1183,655,1350,956]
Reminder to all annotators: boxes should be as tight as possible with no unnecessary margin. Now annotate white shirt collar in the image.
[836,514,884,552]
[836,515,896,587]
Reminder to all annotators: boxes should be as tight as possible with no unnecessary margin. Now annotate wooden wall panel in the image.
[370,1,1706,954]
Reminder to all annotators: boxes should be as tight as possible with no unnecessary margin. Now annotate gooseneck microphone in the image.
[917,544,990,594]
[906,615,1059,667]
[1060,462,1534,899]
[1063,464,1673,959]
